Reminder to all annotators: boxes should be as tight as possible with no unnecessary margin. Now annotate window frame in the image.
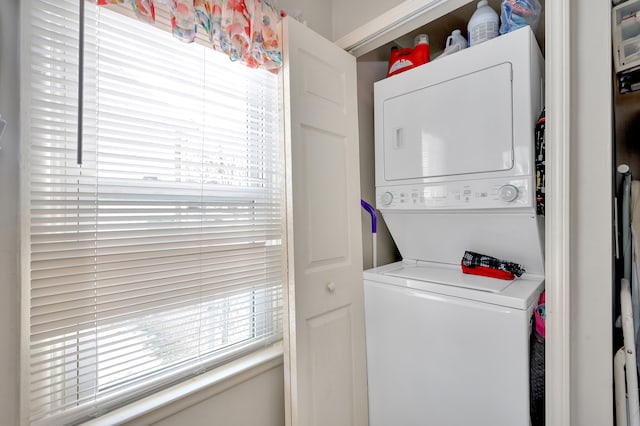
[19,2,286,424]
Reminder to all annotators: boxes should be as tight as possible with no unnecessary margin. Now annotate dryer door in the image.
[382,62,514,181]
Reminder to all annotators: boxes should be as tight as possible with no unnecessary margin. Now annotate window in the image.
[23,2,283,424]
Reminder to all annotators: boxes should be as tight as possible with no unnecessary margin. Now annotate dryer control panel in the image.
[376,177,533,210]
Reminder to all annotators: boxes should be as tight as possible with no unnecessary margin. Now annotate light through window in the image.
[24,2,283,424]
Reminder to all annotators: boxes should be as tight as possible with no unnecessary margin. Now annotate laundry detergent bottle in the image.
[467,0,499,46]
[386,34,430,77]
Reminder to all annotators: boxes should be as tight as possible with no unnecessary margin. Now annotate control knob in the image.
[498,184,519,202]
[380,192,394,206]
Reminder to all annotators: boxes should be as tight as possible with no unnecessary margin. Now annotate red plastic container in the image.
[387,43,430,77]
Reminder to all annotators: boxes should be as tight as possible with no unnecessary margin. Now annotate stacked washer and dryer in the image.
[366,26,545,425]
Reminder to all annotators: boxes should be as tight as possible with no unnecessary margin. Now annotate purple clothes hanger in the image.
[361,199,377,268]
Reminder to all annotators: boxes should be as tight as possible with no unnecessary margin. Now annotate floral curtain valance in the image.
[96,0,283,72]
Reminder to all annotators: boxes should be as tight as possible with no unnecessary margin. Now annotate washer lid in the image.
[380,211,545,276]
[385,263,513,293]
[365,260,544,310]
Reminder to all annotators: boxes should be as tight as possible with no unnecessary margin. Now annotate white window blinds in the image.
[23,1,283,424]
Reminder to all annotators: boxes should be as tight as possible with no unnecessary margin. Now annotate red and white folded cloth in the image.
[461,250,525,280]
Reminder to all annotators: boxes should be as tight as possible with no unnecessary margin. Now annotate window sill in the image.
[82,341,284,426]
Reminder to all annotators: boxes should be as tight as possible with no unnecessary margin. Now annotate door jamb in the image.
[544,1,572,425]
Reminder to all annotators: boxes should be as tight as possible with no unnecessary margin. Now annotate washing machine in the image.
[367,26,544,425]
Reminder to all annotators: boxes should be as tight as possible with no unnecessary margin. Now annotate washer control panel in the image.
[377,178,532,210]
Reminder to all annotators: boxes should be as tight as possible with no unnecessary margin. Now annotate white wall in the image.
[278,0,333,41]
[278,0,406,42]
[569,0,613,424]
[151,365,285,426]
[331,0,405,41]
[356,59,399,269]
[0,1,21,425]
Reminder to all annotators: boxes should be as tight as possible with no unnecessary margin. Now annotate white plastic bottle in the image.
[467,0,499,47]
[445,29,467,53]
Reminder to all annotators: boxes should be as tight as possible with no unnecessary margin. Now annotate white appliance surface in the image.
[381,211,544,276]
[374,26,543,191]
[365,260,544,309]
[366,26,545,426]
[372,25,545,271]
[364,261,543,426]
[383,62,514,181]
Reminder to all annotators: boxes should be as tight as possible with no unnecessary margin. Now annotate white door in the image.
[281,17,368,426]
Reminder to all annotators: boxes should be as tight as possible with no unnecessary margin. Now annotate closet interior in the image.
[613,2,640,422]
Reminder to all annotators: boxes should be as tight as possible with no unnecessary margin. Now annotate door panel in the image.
[301,124,350,269]
[301,51,346,108]
[282,17,367,426]
[308,306,354,426]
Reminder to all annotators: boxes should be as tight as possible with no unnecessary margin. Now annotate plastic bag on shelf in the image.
[499,0,542,35]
